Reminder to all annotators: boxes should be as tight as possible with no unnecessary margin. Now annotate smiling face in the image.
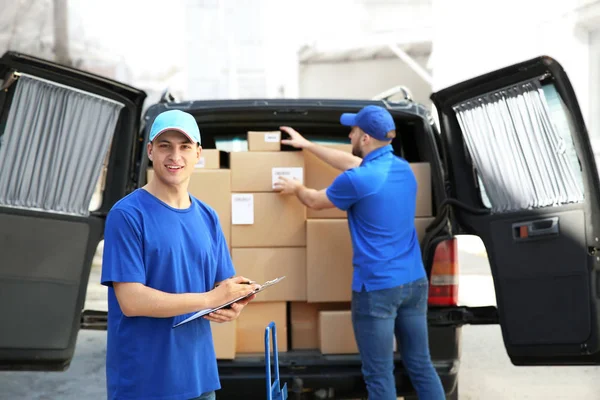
[147,130,201,188]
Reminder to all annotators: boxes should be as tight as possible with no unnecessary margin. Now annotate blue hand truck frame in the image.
[265,321,288,400]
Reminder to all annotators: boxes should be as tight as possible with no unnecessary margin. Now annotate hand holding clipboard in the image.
[173,276,286,328]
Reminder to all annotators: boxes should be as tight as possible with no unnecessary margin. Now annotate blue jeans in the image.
[351,277,445,400]
[189,391,215,400]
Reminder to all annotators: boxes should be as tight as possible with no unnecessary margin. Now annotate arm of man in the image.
[274,175,352,211]
[294,185,336,210]
[280,126,361,171]
[102,210,256,318]
[113,282,218,318]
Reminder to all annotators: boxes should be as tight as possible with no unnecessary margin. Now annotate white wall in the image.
[589,29,600,142]
[184,0,301,100]
[431,0,599,137]
[299,56,432,106]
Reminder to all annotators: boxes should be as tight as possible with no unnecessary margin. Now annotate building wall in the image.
[184,0,300,100]
[431,0,600,139]
[299,56,432,106]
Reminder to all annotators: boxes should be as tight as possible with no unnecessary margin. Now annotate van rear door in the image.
[0,51,145,371]
[431,56,600,365]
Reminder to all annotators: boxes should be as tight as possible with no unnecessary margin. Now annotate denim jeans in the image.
[189,391,215,400]
[351,277,445,400]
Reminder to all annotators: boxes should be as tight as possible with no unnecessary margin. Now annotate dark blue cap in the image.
[340,105,395,141]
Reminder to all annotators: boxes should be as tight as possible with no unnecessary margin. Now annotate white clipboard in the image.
[172,276,286,328]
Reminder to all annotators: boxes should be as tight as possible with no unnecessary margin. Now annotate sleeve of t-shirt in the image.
[325,170,360,211]
[213,212,236,284]
[100,209,146,287]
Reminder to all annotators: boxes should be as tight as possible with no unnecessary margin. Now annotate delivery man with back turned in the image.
[274,105,445,400]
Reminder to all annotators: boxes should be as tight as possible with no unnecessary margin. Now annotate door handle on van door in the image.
[512,217,559,241]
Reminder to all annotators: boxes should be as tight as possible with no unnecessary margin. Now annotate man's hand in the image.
[208,276,260,309]
[280,126,311,149]
[273,175,302,195]
[203,294,256,323]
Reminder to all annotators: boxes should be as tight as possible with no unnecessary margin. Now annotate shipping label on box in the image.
[264,132,280,142]
[232,194,254,225]
[271,167,303,189]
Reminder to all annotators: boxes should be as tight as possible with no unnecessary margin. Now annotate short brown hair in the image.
[385,130,396,139]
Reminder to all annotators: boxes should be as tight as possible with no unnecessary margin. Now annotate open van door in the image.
[431,56,600,366]
[0,52,146,371]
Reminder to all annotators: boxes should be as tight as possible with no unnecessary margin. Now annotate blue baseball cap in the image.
[149,110,201,144]
[340,105,395,141]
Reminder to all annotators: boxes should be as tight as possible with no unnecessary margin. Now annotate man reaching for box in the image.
[273,105,445,400]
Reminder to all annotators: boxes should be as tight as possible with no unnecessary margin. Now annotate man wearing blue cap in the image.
[275,105,444,400]
[101,109,259,400]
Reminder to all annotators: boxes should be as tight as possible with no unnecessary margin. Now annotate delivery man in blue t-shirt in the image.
[274,105,445,400]
[101,110,260,400]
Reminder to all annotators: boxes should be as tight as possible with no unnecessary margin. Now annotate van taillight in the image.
[428,238,459,306]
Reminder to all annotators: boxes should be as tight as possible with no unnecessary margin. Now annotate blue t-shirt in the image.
[100,188,235,400]
[326,145,426,292]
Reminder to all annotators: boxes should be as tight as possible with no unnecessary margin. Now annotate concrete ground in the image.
[1,236,600,399]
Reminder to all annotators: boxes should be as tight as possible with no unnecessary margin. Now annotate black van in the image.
[1,51,599,399]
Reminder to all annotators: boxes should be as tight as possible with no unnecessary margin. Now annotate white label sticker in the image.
[195,157,206,168]
[264,132,280,143]
[232,194,254,225]
[272,167,304,189]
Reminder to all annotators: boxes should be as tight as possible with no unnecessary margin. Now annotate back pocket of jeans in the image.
[366,289,397,319]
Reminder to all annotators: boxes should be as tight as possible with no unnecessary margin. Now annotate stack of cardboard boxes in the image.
[146,130,434,358]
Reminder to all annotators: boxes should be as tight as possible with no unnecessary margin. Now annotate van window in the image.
[452,79,584,213]
[0,74,124,216]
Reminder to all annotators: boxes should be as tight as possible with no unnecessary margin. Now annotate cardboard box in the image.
[232,248,306,301]
[231,193,306,247]
[195,149,225,169]
[248,131,281,152]
[306,219,353,302]
[411,162,432,217]
[304,144,353,219]
[290,302,350,349]
[211,321,236,360]
[188,169,232,248]
[319,310,358,354]
[319,310,397,354]
[230,151,304,192]
[236,302,287,353]
[305,217,434,302]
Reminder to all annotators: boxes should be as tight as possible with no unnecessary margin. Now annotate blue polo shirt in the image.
[101,189,235,400]
[326,145,426,292]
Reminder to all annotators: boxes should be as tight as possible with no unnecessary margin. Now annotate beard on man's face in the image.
[352,143,363,158]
